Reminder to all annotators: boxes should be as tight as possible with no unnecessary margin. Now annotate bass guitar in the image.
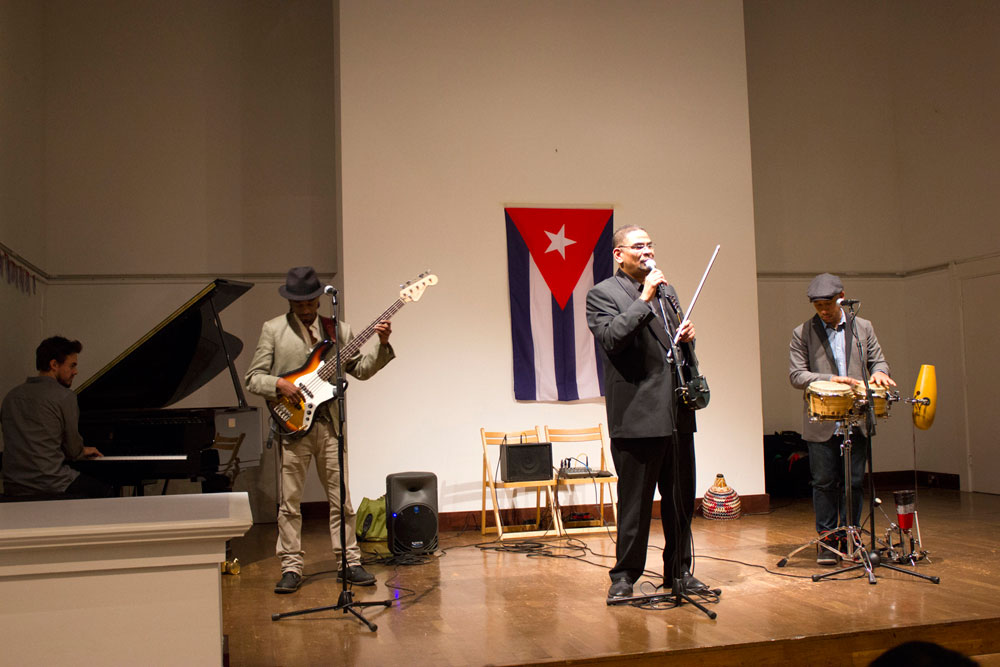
[268,272,437,437]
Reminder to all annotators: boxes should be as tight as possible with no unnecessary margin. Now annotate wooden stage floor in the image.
[223,489,1000,666]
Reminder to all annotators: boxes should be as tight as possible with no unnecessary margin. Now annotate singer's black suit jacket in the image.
[586,270,696,438]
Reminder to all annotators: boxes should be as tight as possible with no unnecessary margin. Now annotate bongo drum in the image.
[853,384,889,418]
[805,381,854,422]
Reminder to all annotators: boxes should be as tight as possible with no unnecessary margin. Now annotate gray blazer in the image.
[789,313,890,442]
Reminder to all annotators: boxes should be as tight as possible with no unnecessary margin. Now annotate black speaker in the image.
[500,442,552,482]
[386,471,438,554]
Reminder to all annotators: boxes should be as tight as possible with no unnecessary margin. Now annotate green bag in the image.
[356,495,387,542]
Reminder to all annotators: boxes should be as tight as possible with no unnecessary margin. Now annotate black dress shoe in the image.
[680,571,709,592]
[337,564,376,586]
[607,579,633,600]
[274,571,302,594]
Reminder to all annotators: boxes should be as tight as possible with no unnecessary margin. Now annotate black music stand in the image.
[811,303,939,585]
[606,292,720,618]
[271,288,392,630]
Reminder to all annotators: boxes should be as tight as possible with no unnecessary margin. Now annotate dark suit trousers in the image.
[609,433,696,584]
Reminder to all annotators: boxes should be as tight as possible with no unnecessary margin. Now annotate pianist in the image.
[245,266,395,595]
[1,336,111,499]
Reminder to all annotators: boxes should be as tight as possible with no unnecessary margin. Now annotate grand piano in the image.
[74,279,260,495]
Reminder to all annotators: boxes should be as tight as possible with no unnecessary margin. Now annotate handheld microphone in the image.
[323,285,337,295]
[837,297,859,306]
[642,257,667,304]
[642,259,666,296]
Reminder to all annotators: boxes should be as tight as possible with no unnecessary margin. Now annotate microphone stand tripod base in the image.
[606,580,721,619]
[270,589,392,630]
[672,577,718,619]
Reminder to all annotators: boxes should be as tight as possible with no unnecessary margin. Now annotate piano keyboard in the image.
[91,455,189,462]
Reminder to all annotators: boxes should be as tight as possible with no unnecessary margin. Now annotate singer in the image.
[788,272,895,565]
[586,225,705,601]
[245,266,394,594]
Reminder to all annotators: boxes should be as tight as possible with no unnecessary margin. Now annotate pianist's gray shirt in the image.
[1,376,84,495]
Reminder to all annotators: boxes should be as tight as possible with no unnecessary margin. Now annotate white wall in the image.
[0,1,46,406]
[902,268,969,480]
[0,0,339,498]
[744,1,900,273]
[40,0,339,276]
[4,1,765,511]
[891,2,1000,269]
[757,276,913,474]
[9,0,995,507]
[338,0,764,510]
[746,0,1000,490]
[0,0,339,364]
[0,0,45,267]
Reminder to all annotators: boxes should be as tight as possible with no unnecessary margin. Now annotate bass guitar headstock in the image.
[399,272,438,303]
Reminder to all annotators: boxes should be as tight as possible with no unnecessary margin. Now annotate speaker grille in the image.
[500,443,552,482]
[390,504,438,553]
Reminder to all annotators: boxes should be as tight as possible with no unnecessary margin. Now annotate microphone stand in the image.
[608,287,719,618]
[812,302,938,585]
[272,287,393,629]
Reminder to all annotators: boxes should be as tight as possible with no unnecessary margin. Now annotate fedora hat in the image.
[278,266,324,301]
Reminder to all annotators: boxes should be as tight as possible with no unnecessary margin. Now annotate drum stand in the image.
[776,420,865,569]
[811,417,939,584]
[816,302,941,585]
[777,414,939,584]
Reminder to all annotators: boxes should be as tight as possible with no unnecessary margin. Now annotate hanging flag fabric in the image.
[505,207,614,401]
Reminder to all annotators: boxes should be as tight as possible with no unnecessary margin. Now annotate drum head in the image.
[809,380,851,395]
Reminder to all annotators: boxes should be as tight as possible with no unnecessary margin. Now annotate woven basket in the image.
[701,473,741,520]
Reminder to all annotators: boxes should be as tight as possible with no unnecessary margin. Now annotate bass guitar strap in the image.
[319,316,337,343]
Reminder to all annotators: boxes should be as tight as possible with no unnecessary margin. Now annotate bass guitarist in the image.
[245,266,394,594]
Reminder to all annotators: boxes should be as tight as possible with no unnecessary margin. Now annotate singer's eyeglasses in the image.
[616,242,655,251]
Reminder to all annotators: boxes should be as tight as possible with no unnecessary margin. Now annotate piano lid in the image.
[76,279,254,411]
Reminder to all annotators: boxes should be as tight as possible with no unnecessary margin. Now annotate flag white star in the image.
[544,225,577,259]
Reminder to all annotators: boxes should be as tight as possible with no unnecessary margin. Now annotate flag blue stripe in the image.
[591,214,614,396]
[506,213,536,400]
[551,293,578,401]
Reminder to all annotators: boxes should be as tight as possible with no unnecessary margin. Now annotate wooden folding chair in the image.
[481,427,559,540]
[544,423,618,536]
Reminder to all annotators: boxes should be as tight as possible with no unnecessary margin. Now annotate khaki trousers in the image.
[276,420,360,574]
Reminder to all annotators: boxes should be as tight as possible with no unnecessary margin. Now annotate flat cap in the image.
[807,273,843,301]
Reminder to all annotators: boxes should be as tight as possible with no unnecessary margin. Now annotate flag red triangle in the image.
[506,208,613,309]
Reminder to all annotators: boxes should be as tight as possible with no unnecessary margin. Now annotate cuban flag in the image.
[505,207,614,401]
